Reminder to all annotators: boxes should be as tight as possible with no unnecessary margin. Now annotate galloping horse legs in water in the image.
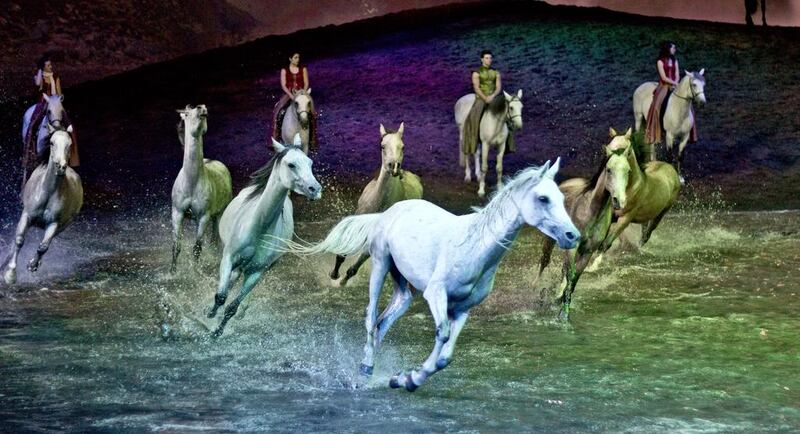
[558,243,596,320]
[211,266,262,337]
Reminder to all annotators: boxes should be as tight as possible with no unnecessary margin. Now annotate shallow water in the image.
[1,209,798,432]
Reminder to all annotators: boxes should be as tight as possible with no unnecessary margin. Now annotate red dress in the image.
[645,57,696,145]
[271,66,316,147]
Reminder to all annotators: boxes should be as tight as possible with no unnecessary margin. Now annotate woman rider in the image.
[645,41,697,145]
[271,52,316,147]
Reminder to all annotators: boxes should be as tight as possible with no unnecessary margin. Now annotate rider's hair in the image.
[480,50,493,58]
[657,41,676,61]
[37,53,52,70]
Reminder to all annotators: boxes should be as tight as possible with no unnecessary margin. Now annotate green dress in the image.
[476,66,497,96]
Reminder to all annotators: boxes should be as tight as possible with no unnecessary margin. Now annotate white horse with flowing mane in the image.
[4,126,83,284]
[207,134,322,337]
[281,89,314,154]
[633,69,707,177]
[291,159,578,391]
[455,90,524,197]
[171,105,232,271]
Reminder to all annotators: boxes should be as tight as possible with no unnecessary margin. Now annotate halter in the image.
[505,96,522,129]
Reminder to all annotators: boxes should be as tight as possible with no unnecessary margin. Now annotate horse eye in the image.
[288,163,296,169]
[538,196,550,204]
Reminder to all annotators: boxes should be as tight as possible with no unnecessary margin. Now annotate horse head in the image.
[604,128,634,210]
[379,122,405,177]
[503,89,524,131]
[42,93,65,128]
[683,69,707,105]
[510,158,579,249]
[176,104,208,138]
[271,134,322,200]
[47,124,74,176]
[292,89,313,126]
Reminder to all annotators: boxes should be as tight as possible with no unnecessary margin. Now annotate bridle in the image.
[672,78,704,103]
[505,96,522,129]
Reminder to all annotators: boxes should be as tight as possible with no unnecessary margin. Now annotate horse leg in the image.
[28,222,58,273]
[193,214,210,261]
[642,206,672,246]
[171,207,185,272]
[559,248,593,321]
[209,253,238,318]
[534,236,556,287]
[375,266,413,349]
[212,268,263,337]
[495,141,506,191]
[676,134,689,183]
[4,212,32,284]
[330,255,346,280]
[360,251,391,376]
[340,253,369,287]
[477,143,488,198]
[390,282,449,391]
[473,150,480,182]
[434,311,469,370]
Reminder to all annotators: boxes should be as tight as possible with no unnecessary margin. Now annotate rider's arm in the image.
[55,77,62,95]
[472,72,488,102]
[490,71,502,100]
[34,70,42,88]
[281,69,292,98]
[302,67,309,90]
[673,59,680,84]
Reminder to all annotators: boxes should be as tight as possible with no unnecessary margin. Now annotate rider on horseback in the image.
[271,52,317,148]
[645,41,697,146]
[462,50,505,158]
[23,54,79,178]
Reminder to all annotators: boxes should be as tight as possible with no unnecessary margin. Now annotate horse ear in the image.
[609,127,618,138]
[545,157,560,179]
[66,125,73,134]
[185,104,192,110]
[59,95,65,102]
[624,127,632,138]
[307,88,311,95]
[293,133,302,146]
[517,89,523,99]
[42,93,49,102]
[604,145,613,157]
[272,138,286,153]
[46,122,55,135]
[684,69,693,77]
[503,90,512,100]
[379,123,387,137]
[292,89,298,96]
[699,68,705,76]
[397,122,405,137]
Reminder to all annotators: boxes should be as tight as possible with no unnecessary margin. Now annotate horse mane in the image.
[176,120,185,148]
[581,155,611,195]
[474,165,545,216]
[245,145,301,201]
[487,93,507,116]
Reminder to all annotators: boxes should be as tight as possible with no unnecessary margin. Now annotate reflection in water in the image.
[1,207,798,432]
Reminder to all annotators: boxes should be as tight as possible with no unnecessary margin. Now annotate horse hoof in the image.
[329,270,340,280]
[207,306,219,319]
[679,175,686,186]
[389,372,404,389]
[464,175,471,183]
[211,328,224,338]
[3,269,16,285]
[359,363,374,377]
[27,262,38,273]
[477,190,486,198]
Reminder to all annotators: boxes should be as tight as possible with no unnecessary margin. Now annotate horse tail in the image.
[283,213,382,257]
[534,236,556,286]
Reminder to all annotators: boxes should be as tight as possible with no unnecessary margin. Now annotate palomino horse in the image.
[455,90,524,197]
[633,69,707,178]
[329,122,423,286]
[281,89,314,154]
[293,159,578,391]
[4,126,83,284]
[208,134,322,337]
[171,105,232,271]
[558,128,681,318]
[535,128,630,319]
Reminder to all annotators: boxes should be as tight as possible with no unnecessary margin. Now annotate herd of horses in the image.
[3,69,708,390]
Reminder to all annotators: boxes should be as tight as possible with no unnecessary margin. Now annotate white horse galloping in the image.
[455,90,524,197]
[295,159,578,391]
[208,134,322,337]
[4,126,83,284]
[633,69,707,176]
[171,105,232,271]
[281,88,314,154]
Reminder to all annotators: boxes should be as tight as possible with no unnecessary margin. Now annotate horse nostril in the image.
[308,186,316,193]
[565,231,577,240]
